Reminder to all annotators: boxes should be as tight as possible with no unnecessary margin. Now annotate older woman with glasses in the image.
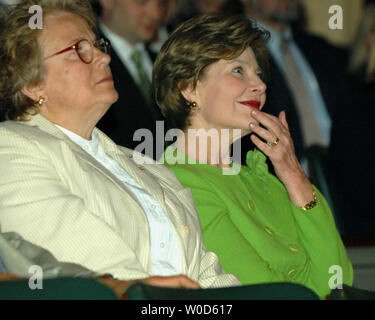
[43,38,111,64]
[0,0,241,296]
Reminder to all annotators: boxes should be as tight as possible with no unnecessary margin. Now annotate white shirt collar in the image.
[55,125,100,156]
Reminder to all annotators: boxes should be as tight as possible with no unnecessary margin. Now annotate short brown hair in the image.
[153,13,270,131]
[0,0,97,121]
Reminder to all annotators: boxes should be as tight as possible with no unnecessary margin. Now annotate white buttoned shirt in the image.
[56,125,183,276]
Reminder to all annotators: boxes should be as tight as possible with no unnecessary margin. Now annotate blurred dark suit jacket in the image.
[239,30,352,163]
[96,43,166,160]
[329,86,375,237]
[238,29,375,236]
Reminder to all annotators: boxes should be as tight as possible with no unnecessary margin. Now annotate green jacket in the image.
[164,147,353,298]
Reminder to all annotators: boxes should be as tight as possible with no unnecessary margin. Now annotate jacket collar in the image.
[24,113,167,208]
[25,113,119,153]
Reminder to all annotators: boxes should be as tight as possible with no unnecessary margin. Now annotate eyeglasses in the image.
[43,38,111,64]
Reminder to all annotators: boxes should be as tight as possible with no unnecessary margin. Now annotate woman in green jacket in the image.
[153,13,353,298]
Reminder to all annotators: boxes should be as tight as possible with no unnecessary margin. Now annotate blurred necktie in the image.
[131,49,153,105]
[281,36,324,147]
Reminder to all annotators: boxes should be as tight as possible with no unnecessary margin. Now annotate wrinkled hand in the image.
[142,275,200,289]
[0,273,22,281]
[97,274,200,300]
[249,110,314,207]
[249,110,302,183]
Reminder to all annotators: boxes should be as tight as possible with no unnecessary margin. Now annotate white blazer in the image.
[0,114,240,288]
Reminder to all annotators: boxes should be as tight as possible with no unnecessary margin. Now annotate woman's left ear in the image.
[22,85,45,104]
[178,80,197,104]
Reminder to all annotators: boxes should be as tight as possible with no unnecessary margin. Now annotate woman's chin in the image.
[98,92,120,115]
[112,91,120,103]
[106,90,119,105]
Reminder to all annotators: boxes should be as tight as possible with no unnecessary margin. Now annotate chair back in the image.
[0,277,118,300]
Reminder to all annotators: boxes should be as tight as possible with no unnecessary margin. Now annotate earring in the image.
[37,96,46,107]
[189,101,199,110]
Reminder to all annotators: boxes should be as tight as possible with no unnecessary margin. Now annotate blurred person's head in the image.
[163,0,176,24]
[193,0,226,13]
[349,4,375,83]
[240,0,299,32]
[99,0,169,44]
[0,0,118,138]
[0,0,20,4]
[220,0,245,15]
[153,13,269,138]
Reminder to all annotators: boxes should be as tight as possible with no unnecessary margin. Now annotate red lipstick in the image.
[239,100,260,110]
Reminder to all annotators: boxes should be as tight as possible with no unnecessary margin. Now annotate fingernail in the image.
[252,110,257,116]
[250,123,256,128]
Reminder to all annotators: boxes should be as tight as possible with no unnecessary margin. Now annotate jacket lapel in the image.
[25,114,190,272]
[96,130,189,270]
[25,114,147,209]
[96,130,188,232]
[99,133,167,209]
[26,114,185,229]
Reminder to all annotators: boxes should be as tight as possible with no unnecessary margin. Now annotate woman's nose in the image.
[94,47,111,66]
[250,76,267,94]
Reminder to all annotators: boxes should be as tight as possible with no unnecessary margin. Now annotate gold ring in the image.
[267,137,279,147]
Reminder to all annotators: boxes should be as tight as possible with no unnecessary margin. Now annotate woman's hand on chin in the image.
[249,110,315,207]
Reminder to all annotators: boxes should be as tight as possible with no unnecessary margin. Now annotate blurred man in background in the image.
[240,0,375,238]
[239,0,353,170]
[96,0,170,159]
[0,0,19,4]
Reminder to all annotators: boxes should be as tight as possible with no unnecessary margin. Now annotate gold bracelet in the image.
[301,191,317,211]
